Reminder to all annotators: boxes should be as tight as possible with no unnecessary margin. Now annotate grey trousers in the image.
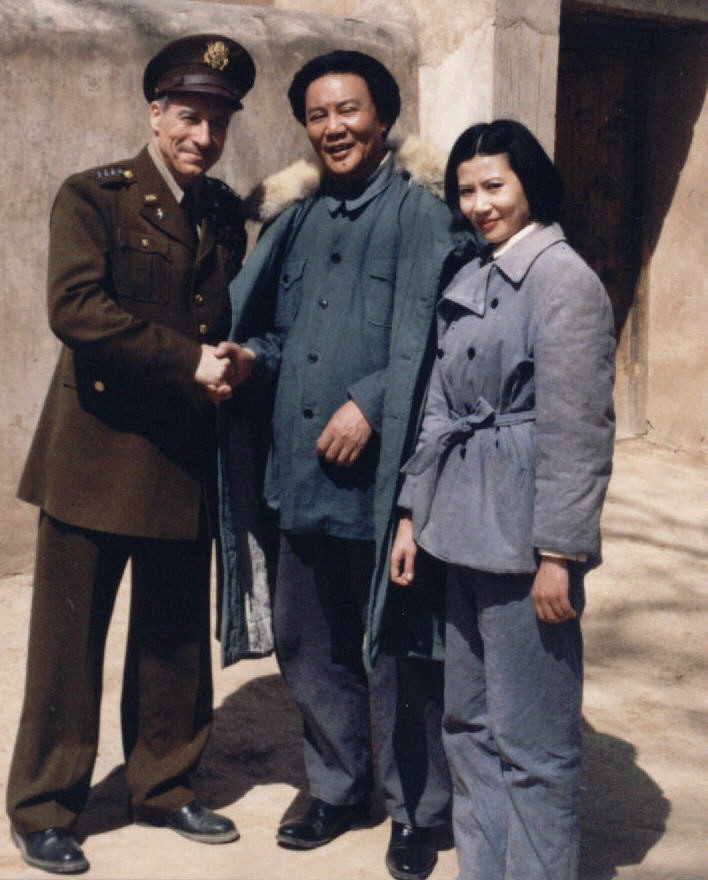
[443,565,584,880]
[274,531,451,827]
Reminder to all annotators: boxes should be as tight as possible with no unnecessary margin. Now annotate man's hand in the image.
[213,341,256,386]
[316,399,373,467]
[390,516,417,586]
[531,556,576,624]
[195,343,234,388]
[197,342,256,405]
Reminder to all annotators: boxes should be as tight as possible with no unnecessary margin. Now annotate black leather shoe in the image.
[385,822,437,880]
[11,827,89,875]
[276,798,369,849]
[138,799,239,844]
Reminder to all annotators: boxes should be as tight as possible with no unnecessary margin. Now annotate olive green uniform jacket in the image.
[18,146,246,538]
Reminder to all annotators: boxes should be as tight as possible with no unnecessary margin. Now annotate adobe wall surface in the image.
[0,0,419,575]
[643,33,708,455]
[229,0,561,153]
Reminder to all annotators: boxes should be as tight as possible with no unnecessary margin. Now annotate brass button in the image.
[124,169,134,180]
[141,238,150,248]
[93,380,105,393]
[194,294,204,306]
[199,323,208,336]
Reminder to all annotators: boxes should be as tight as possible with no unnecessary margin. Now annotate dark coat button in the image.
[307,352,319,363]
[318,299,329,309]
[331,253,342,263]
[436,348,444,358]
[460,446,467,459]
[490,297,499,308]
[303,408,314,419]
[467,347,476,359]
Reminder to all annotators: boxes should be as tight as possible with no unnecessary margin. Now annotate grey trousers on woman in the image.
[443,565,584,880]
[274,531,451,827]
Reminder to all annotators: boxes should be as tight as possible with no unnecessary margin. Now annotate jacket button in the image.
[93,380,105,393]
[307,352,319,363]
[303,408,314,419]
[460,446,467,459]
[467,347,476,359]
[141,238,150,248]
[331,253,341,264]
[194,294,204,306]
[490,297,499,309]
[318,298,329,309]
[436,348,444,358]
[199,323,208,336]
[283,274,290,283]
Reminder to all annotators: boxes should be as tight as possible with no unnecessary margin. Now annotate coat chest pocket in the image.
[275,258,305,328]
[364,258,396,327]
[113,229,171,303]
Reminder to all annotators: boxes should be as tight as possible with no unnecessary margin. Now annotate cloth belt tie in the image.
[403,397,536,476]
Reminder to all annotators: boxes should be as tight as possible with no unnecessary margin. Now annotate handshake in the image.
[194,341,256,404]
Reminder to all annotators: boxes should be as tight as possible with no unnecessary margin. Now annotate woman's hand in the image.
[531,556,576,624]
[390,515,417,586]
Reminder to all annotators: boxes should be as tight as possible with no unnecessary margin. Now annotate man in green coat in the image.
[218,51,474,880]
[8,34,255,875]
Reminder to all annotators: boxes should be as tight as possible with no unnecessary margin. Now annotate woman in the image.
[390,120,616,880]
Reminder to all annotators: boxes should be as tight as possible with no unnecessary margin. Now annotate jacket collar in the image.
[323,152,395,216]
[132,146,198,252]
[440,223,566,318]
[243,135,447,223]
[491,222,566,284]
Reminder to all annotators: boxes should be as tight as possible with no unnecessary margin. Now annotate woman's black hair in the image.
[444,119,564,227]
[287,50,401,135]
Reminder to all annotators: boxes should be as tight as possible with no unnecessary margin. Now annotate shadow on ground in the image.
[75,675,670,879]
[579,719,670,879]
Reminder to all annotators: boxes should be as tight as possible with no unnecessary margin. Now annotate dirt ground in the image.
[0,437,705,880]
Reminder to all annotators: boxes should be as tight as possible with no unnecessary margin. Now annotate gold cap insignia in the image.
[204,41,229,72]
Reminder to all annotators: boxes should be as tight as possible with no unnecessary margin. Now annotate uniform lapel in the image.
[133,148,198,253]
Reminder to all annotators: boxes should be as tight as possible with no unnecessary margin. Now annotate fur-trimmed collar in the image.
[242,136,446,223]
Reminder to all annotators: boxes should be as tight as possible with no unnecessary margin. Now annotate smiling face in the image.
[457,153,531,246]
[304,73,388,186]
[150,93,233,188]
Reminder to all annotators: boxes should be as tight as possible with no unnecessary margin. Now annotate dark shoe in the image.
[276,797,369,849]
[138,799,239,844]
[385,822,437,880]
[11,827,89,875]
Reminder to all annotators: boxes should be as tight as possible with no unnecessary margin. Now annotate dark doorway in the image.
[554,7,707,436]
[555,13,652,339]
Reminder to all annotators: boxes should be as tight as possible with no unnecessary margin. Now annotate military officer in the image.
[7,34,255,875]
